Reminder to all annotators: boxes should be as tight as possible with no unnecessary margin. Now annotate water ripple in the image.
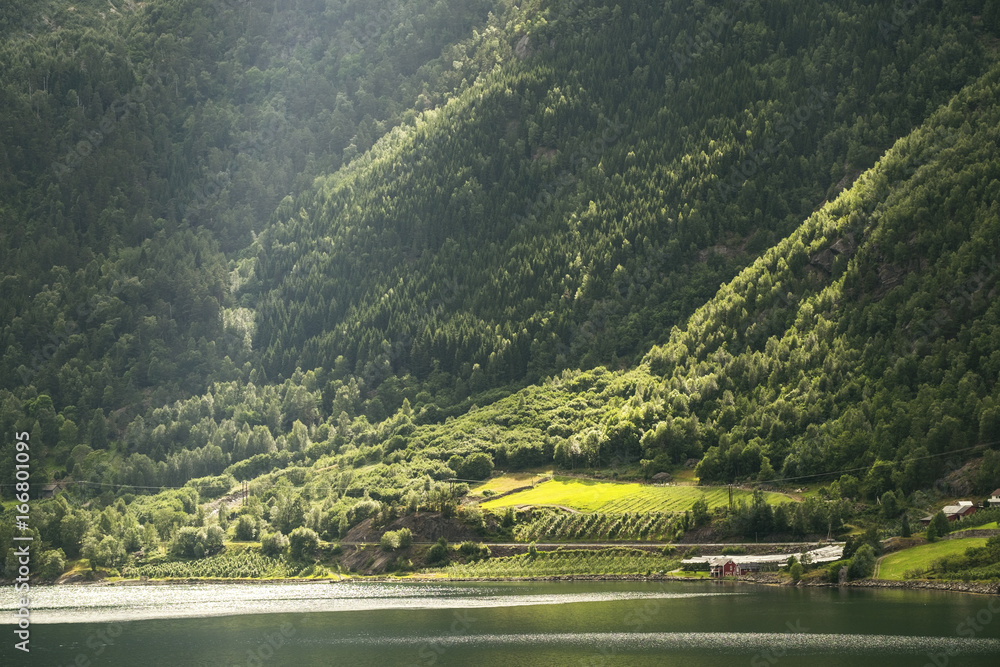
[1,582,738,624]
[305,631,1000,655]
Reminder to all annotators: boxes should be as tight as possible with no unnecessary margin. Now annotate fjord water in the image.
[3,581,1000,666]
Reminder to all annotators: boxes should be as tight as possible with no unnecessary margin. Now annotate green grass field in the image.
[478,476,790,513]
[471,471,552,496]
[877,538,989,580]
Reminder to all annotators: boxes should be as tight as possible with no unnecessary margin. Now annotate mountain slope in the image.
[0,0,998,511]
[38,57,1000,520]
[0,0,502,429]
[376,56,1000,502]
[249,0,994,422]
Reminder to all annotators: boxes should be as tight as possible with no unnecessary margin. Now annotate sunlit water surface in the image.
[2,580,999,666]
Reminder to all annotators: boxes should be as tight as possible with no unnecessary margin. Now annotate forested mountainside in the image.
[215,59,1000,514]
[1,0,1000,532]
[251,0,996,410]
[0,0,498,417]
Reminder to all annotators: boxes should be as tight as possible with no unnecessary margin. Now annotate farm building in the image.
[989,490,1000,508]
[39,480,70,499]
[709,559,762,578]
[920,500,977,525]
[709,559,737,578]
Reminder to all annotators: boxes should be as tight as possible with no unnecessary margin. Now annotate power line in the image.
[2,440,998,495]
[758,440,1000,486]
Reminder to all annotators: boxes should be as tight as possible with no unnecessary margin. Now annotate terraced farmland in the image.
[121,545,291,579]
[513,511,682,542]
[478,477,790,513]
[438,547,679,578]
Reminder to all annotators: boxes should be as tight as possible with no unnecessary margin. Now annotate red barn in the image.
[920,500,978,525]
[710,560,739,578]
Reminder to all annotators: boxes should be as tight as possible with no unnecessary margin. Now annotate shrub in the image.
[848,544,876,580]
[692,498,710,527]
[881,491,899,520]
[170,526,225,559]
[460,452,494,480]
[459,541,490,560]
[380,528,413,551]
[427,538,449,564]
[123,546,289,579]
[380,532,399,551]
[206,525,224,551]
[789,561,804,582]
[397,527,413,548]
[233,515,259,541]
[347,497,382,525]
[261,531,290,557]
[41,549,67,581]
[186,474,236,500]
[931,511,950,539]
[288,527,320,561]
[721,546,746,555]
[83,535,126,569]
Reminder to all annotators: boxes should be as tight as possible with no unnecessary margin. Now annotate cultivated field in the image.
[438,547,678,578]
[513,511,682,542]
[121,545,294,579]
[478,477,790,513]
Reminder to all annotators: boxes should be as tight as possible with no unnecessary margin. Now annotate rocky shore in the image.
[842,578,1000,595]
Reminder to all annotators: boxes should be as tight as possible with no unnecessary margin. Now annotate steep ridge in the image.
[63,58,1000,513]
[338,58,1000,503]
[249,0,995,420]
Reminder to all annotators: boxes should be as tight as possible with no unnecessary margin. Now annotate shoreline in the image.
[10,573,998,595]
[742,573,1000,596]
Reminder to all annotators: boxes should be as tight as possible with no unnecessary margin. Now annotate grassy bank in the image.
[877,538,989,581]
